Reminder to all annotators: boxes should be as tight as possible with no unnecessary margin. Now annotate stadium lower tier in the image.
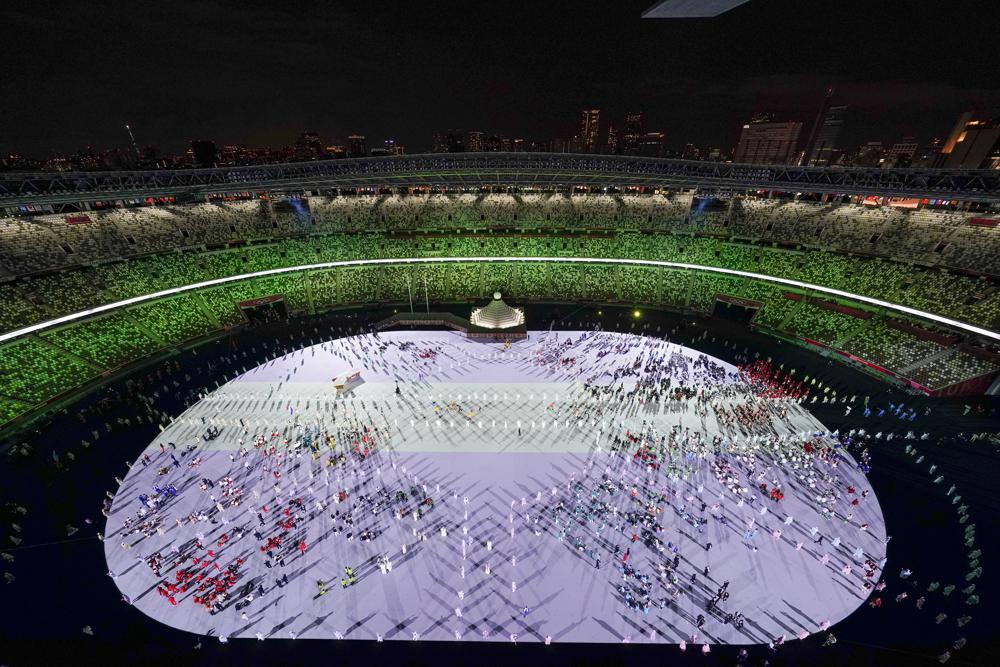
[1,260,997,429]
[0,232,998,339]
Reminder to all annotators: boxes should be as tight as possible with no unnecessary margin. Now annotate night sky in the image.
[3,0,999,157]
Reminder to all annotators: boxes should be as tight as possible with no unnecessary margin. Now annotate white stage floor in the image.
[105,330,887,645]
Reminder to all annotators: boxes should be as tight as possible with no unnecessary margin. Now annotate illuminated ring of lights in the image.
[0,257,996,344]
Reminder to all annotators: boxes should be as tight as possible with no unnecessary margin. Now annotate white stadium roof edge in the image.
[642,0,753,19]
[0,257,996,344]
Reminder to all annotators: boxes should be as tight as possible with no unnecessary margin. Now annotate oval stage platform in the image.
[104,330,887,644]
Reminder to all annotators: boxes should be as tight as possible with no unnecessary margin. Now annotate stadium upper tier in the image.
[1,194,999,277]
[2,153,999,207]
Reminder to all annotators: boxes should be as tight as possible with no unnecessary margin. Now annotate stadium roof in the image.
[2,153,998,207]
[642,0,752,18]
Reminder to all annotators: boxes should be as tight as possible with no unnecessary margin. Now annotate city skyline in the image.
[3,0,999,162]
[6,103,996,172]
[3,90,996,164]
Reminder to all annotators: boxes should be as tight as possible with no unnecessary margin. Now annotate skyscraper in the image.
[622,112,645,155]
[579,109,600,153]
[909,138,941,167]
[944,119,1000,169]
[606,122,618,155]
[885,137,918,168]
[446,131,466,153]
[942,111,976,156]
[431,131,449,153]
[803,90,847,167]
[940,112,1000,169]
[432,131,467,153]
[347,135,366,158]
[637,132,666,158]
[852,142,884,167]
[190,140,217,168]
[682,143,700,160]
[466,131,484,153]
[733,116,802,164]
[806,105,847,166]
[296,131,323,159]
[383,138,404,155]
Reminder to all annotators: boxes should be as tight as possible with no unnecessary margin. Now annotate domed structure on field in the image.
[470,292,525,329]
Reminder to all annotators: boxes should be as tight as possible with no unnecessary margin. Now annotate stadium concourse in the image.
[105,330,886,645]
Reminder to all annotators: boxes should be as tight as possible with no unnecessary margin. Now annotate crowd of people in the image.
[6,262,995,434]
[90,328,900,651]
[4,316,982,659]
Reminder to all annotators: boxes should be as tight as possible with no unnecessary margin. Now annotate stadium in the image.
[1,154,998,421]
[0,151,997,667]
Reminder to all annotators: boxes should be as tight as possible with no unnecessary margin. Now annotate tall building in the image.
[548,137,572,153]
[885,137,918,168]
[808,105,847,166]
[733,117,802,164]
[431,131,449,153]
[446,131,465,153]
[347,135,366,158]
[637,132,666,158]
[297,131,323,158]
[803,90,847,167]
[939,112,1000,169]
[944,119,1000,169]
[579,109,601,153]
[911,138,943,167]
[432,131,468,153]
[942,111,976,156]
[606,122,618,154]
[190,140,218,168]
[622,112,645,155]
[852,141,884,167]
[466,131,484,153]
[380,138,405,156]
[293,131,323,160]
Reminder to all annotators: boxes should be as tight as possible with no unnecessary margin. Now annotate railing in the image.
[3,153,997,206]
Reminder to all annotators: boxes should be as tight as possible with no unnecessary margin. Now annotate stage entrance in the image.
[712,294,763,324]
[238,295,288,325]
